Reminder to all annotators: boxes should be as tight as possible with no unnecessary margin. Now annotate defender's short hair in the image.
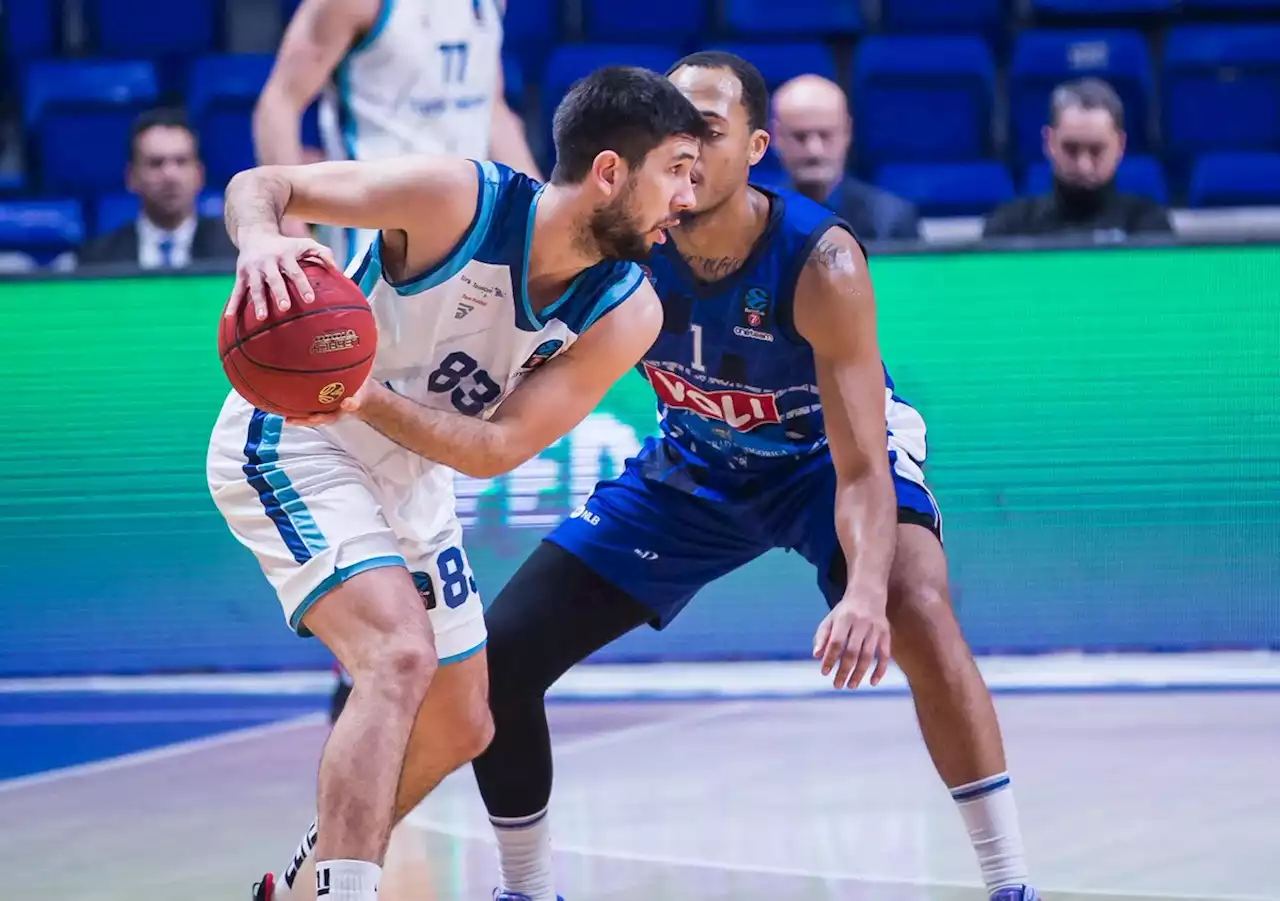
[668,50,769,132]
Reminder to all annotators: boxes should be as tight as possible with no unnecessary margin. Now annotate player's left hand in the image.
[813,593,892,690]
[284,378,381,427]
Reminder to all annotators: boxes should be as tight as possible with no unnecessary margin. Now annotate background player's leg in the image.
[472,542,656,901]
[884,522,1031,897]
[272,651,493,900]
[299,565,439,901]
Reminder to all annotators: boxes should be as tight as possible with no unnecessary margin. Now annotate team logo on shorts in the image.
[411,571,437,610]
[521,339,564,371]
[741,286,770,330]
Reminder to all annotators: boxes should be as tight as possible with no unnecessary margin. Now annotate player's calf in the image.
[300,565,440,901]
[885,523,1032,897]
[266,651,494,901]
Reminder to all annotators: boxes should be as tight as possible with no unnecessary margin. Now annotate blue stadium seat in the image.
[1031,0,1174,16]
[1009,30,1153,167]
[723,0,863,37]
[880,0,1004,35]
[875,161,1013,216]
[585,0,708,45]
[95,192,140,235]
[1181,0,1280,9]
[86,0,215,56]
[302,101,322,151]
[188,55,275,186]
[503,53,526,112]
[1022,154,1168,203]
[0,171,26,196]
[0,199,84,266]
[1188,152,1280,207]
[23,60,159,195]
[3,0,58,64]
[95,189,225,235]
[1164,26,1280,163]
[852,35,996,169]
[502,0,563,73]
[709,43,838,90]
[198,190,224,221]
[541,44,681,139]
[751,150,789,187]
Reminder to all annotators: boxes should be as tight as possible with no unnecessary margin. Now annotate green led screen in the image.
[2,243,1276,674]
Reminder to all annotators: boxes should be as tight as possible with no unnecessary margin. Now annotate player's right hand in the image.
[813,594,892,691]
[227,233,338,322]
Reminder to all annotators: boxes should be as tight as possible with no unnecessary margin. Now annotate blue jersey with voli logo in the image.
[635,186,892,491]
[545,185,937,625]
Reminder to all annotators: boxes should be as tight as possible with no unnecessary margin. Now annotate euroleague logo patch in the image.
[521,339,564,371]
[740,286,770,329]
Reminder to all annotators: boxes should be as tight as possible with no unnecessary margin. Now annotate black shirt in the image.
[983,183,1173,241]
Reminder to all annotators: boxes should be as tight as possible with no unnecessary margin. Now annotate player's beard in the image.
[587,185,653,262]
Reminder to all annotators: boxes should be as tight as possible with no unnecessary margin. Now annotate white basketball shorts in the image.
[205,392,486,665]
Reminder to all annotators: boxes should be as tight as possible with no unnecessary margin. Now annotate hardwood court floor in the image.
[1,692,1274,901]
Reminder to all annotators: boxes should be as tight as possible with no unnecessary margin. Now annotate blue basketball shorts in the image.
[544,437,942,628]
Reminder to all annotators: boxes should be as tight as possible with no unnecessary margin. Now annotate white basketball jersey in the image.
[324,162,644,498]
[319,0,504,162]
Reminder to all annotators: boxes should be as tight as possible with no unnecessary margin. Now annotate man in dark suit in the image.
[78,109,237,268]
[770,74,920,241]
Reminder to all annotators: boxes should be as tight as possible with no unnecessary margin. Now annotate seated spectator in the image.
[79,109,236,268]
[770,74,920,241]
[984,78,1171,240]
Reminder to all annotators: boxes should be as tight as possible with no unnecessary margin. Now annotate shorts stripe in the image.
[292,553,406,634]
[241,409,329,565]
[440,637,487,666]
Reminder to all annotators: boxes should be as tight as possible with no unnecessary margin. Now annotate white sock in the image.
[316,859,380,901]
[491,809,556,901]
[950,772,1030,894]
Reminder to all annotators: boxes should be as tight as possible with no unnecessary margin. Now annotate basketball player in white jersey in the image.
[254,0,541,259]
[254,0,545,718]
[210,67,707,901]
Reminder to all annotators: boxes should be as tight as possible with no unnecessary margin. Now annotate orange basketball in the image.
[218,260,377,417]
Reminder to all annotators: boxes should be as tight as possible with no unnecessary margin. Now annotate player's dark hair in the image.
[550,66,710,185]
[129,107,201,161]
[667,51,769,132]
[1049,77,1125,130]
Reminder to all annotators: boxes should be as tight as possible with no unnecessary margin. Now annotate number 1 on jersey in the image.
[690,323,706,373]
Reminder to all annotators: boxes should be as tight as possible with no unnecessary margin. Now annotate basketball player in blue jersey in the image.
[460,52,1044,901]
[217,67,708,901]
